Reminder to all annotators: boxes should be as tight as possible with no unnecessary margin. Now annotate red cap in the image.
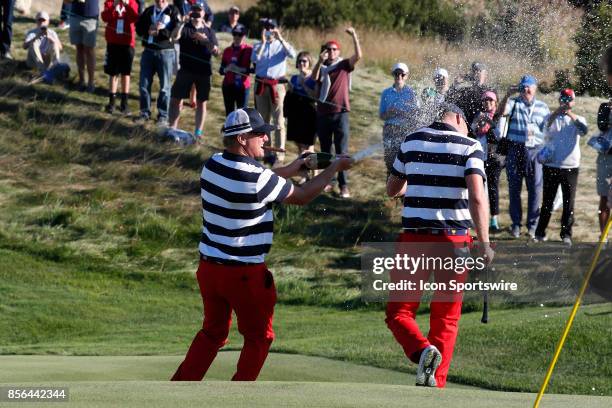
[325,40,340,50]
[560,88,575,100]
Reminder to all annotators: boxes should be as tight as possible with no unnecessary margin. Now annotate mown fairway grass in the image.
[0,16,611,400]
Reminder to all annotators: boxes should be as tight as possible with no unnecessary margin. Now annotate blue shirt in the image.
[290,75,316,97]
[251,39,296,79]
[379,85,419,126]
[72,0,99,18]
[504,96,550,146]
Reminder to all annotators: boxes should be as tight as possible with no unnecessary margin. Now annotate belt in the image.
[200,254,262,266]
[403,228,470,236]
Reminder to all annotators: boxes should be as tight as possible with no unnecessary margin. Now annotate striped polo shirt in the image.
[199,151,293,264]
[504,97,550,145]
[391,122,486,230]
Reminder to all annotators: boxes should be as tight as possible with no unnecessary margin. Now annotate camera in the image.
[259,18,277,30]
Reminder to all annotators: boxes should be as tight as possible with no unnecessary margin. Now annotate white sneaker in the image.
[528,227,537,239]
[562,237,572,247]
[511,225,521,238]
[416,345,442,387]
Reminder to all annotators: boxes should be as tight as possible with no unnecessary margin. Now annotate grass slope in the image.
[1,16,611,400]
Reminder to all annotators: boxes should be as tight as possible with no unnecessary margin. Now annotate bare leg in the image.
[599,196,610,234]
[76,44,85,85]
[190,84,197,108]
[168,97,182,129]
[195,100,206,133]
[121,75,130,94]
[85,46,96,88]
[109,76,118,94]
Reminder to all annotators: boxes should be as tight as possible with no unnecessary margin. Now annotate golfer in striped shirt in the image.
[385,103,494,388]
[172,107,353,381]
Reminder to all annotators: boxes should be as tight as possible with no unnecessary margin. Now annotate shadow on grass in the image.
[0,81,101,109]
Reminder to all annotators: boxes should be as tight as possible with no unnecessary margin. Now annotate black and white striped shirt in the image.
[391,122,486,230]
[199,152,292,264]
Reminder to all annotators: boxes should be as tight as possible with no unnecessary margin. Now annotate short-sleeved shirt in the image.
[379,85,419,126]
[504,96,550,146]
[178,23,218,75]
[72,0,100,18]
[199,151,292,264]
[25,28,60,54]
[317,59,354,115]
[391,122,486,230]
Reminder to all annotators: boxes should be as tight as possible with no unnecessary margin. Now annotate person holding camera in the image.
[448,62,490,138]
[65,0,99,92]
[101,0,139,115]
[219,24,252,115]
[23,11,63,73]
[251,18,296,164]
[471,90,503,232]
[135,0,181,126]
[311,27,362,198]
[533,89,587,245]
[497,75,550,239]
[168,3,219,138]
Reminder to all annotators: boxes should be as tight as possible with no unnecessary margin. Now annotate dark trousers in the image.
[222,84,250,116]
[60,2,70,21]
[0,0,14,54]
[485,155,504,216]
[317,112,350,187]
[506,141,543,229]
[535,167,579,239]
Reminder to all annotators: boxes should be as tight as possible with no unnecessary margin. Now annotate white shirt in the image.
[25,27,60,54]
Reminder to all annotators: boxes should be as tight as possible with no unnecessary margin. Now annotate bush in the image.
[243,0,466,41]
[574,1,612,96]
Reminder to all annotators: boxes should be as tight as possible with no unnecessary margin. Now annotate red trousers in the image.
[385,232,472,388]
[171,259,276,381]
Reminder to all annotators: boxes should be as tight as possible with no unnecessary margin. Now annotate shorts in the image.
[104,44,135,76]
[596,153,612,196]
[69,16,98,48]
[171,70,211,102]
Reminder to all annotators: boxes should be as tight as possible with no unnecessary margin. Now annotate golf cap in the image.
[471,62,487,72]
[231,24,247,36]
[36,11,50,21]
[222,108,276,137]
[519,75,537,87]
[391,62,409,75]
[437,102,467,122]
[434,68,449,79]
[229,5,240,13]
[560,88,575,100]
[481,90,497,101]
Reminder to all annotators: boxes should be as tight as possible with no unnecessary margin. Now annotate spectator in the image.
[379,62,419,173]
[419,68,449,127]
[168,4,218,137]
[174,0,213,27]
[219,24,252,115]
[498,75,550,238]
[251,18,296,163]
[596,45,612,236]
[135,0,180,126]
[0,0,14,59]
[284,51,317,153]
[219,6,240,33]
[23,11,62,73]
[58,2,70,30]
[534,89,587,245]
[447,62,489,137]
[311,27,362,198]
[67,0,100,92]
[472,90,503,232]
[101,0,139,115]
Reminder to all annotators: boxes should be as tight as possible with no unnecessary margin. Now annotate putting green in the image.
[0,353,610,408]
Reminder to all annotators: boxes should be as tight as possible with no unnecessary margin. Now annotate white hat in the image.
[391,62,409,75]
[434,68,449,78]
[36,11,50,21]
[222,108,276,137]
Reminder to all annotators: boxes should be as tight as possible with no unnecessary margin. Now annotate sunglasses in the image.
[560,96,574,103]
[393,72,407,77]
[298,59,309,64]
[326,47,338,52]
[483,98,496,102]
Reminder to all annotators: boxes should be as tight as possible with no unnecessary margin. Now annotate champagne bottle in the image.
[302,152,335,170]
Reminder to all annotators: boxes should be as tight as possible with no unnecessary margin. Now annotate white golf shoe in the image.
[416,345,442,387]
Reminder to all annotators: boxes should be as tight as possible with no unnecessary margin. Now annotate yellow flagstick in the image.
[533,217,612,408]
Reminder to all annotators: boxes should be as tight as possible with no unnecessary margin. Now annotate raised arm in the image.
[283,158,353,205]
[346,27,362,68]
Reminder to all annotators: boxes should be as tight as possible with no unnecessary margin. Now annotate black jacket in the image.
[136,5,181,50]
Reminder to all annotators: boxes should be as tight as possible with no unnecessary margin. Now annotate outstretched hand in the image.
[345,27,356,37]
